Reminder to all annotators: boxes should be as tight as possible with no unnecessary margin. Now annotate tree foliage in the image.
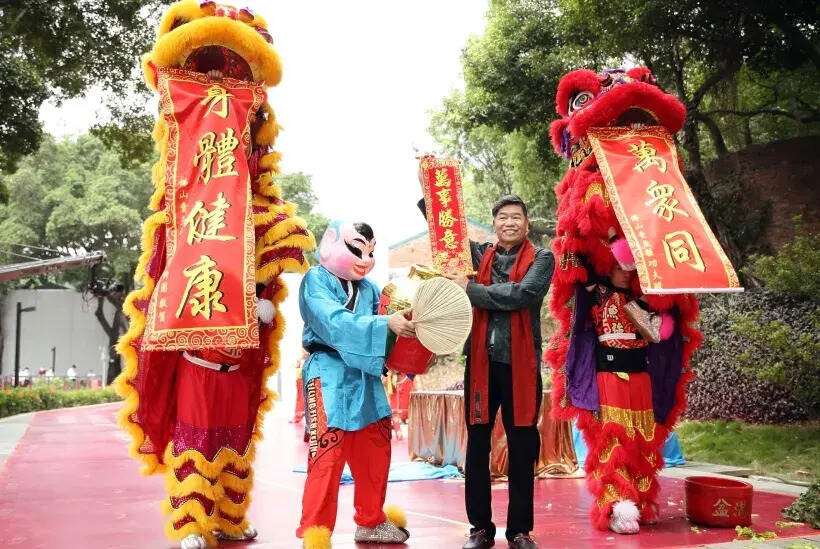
[275,172,328,263]
[0,1,170,172]
[0,134,153,381]
[430,0,820,255]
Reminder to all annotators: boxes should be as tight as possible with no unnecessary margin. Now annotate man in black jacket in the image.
[418,194,553,549]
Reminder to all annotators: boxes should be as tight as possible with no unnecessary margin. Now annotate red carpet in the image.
[0,403,814,548]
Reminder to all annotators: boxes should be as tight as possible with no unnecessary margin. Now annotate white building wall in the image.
[1,289,115,382]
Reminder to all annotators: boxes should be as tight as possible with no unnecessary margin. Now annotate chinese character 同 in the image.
[193,129,240,184]
[438,209,458,228]
[434,168,451,188]
[662,230,705,272]
[439,229,458,250]
[645,180,689,222]
[200,85,234,119]
[175,255,227,319]
[629,140,667,173]
[183,192,237,245]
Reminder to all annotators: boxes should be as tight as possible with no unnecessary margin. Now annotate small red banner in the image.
[420,157,473,275]
[588,126,742,294]
[142,68,266,350]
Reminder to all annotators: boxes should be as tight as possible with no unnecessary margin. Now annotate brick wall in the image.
[388,221,497,271]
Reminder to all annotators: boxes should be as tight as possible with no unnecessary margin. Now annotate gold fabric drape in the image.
[408,390,578,477]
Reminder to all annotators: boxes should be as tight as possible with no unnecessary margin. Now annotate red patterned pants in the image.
[583,372,665,529]
[296,378,392,537]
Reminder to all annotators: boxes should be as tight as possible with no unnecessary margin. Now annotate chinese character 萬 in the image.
[434,168,451,188]
[175,255,227,319]
[629,140,667,173]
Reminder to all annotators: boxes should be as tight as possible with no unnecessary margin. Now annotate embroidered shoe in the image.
[353,520,410,543]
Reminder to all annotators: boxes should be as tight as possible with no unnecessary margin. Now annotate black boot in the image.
[463,529,495,549]
[508,533,537,548]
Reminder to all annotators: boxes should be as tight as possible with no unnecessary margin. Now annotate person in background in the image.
[66,364,78,384]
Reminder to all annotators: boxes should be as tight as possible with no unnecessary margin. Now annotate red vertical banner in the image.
[142,67,265,350]
[588,126,742,294]
[420,157,474,275]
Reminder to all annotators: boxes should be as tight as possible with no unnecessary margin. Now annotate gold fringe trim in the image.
[254,102,280,145]
[163,499,218,545]
[259,152,282,172]
[599,404,656,441]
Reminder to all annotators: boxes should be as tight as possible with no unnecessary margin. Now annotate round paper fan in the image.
[410,276,473,355]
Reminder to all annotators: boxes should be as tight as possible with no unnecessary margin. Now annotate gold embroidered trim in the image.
[599,404,656,441]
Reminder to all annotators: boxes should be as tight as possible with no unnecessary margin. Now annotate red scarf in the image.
[469,238,538,426]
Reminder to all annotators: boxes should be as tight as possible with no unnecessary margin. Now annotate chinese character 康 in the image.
[176,255,227,319]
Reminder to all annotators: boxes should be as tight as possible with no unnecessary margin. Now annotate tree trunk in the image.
[681,114,706,191]
[696,113,729,157]
[94,296,125,385]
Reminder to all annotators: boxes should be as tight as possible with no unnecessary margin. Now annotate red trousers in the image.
[296,378,392,537]
[584,372,664,529]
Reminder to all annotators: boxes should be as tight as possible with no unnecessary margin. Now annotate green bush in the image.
[0,386,121,419]
[745,222,820,302]
[731,311,820,417]
[783,481,820,529]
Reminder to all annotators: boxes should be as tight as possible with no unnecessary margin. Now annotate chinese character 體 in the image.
[193,129,240,184]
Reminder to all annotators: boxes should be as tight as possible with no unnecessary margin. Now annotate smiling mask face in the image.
[317,221,376,281]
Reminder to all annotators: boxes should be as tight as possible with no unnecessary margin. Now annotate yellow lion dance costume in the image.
[115,2,314,548]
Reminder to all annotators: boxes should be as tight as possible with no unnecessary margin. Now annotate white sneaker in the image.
[214,523,258,541]
[609,500,640,534]
[353,520,410,543]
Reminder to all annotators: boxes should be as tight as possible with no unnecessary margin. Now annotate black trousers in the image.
[464,358,542,541]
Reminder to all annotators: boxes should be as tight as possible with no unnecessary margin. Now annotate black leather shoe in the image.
[508,533,537,549]
[463,529,495,549]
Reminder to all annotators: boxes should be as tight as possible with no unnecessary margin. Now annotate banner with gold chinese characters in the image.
[420,157,473,275]
[588,126,742,294]
[142,68,265,350]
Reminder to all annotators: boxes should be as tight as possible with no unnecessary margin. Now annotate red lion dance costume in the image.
[545,68,703,535]
[115,2,314,548]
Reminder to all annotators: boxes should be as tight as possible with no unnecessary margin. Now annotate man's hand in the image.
[444,271,470,291]
[387,309,416,339]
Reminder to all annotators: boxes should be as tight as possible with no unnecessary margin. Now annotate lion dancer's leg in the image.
[584,372,660,535]
[164,354,256,548]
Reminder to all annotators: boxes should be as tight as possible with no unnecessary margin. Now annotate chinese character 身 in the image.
[629,140,667,173]
[183,192,237,245]
[645,180,689,222]
[175,255,227,319]
[434,168,451,188]
[193,129,240,184]
[663,230,705,272]
[438,209,458,228]
[200,85,234,119]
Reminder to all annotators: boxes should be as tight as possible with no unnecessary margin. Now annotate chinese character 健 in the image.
[629,140,667,173]
[662,231,705,272]
[176,255,227,319]
[200,85,234,119]
[183,192,237,245]
[645,180,689,222]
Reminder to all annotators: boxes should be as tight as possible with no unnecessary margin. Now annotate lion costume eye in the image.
[569,91,594,113]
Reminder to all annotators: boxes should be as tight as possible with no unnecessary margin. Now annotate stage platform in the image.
[0,403,815,548]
